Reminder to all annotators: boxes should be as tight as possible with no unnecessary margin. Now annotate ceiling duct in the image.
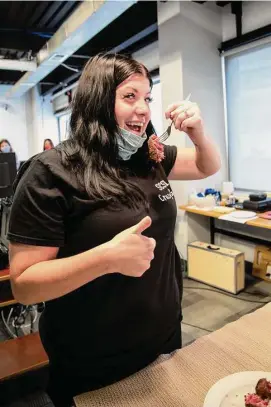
[0,59,37,72]
[6,0,137,98]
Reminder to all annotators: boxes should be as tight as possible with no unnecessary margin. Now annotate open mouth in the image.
[126,122,144,135]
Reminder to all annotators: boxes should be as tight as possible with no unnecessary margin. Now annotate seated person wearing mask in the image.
[0,139,19,169]
[43,139,54,151]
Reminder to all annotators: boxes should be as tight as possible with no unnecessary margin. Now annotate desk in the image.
[179,205,271,246]
[74,303,271,407]
[0,268,17,308]
[0,332,48,381]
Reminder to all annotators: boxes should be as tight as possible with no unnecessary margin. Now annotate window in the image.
[225,42,271,192]
[58,112,71,142]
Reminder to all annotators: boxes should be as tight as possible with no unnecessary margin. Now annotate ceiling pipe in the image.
[5,0,137,98]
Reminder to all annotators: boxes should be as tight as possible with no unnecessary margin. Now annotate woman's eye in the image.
[124,93,135,100]
[146,97,153,103]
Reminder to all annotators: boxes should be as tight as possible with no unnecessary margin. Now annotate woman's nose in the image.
[135,100,149,115]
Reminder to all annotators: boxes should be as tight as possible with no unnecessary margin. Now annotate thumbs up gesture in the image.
[108,216,156,277]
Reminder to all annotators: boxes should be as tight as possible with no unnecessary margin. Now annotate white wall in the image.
[0,85,58,161]
[25,86,59,157]
[0,85,29,162]
[222,1,271,41]
[156,1,227,258]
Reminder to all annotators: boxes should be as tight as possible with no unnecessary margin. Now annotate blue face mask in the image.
[116,127,147,161]
[1,145,11,153]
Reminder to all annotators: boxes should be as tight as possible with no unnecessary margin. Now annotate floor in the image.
[181,276,271,346]
[1,392,54,407]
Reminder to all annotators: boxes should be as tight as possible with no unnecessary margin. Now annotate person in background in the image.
[0,139,19,169]
[7,53,221,406]
[0,139,14,153]
[43,138,54,151]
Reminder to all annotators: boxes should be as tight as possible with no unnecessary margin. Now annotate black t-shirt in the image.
[8,144,182,382]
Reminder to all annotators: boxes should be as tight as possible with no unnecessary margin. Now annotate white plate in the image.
[231,210,257,219]
[204,371,271,407]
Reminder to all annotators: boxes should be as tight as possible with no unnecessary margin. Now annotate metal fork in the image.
[159,93,191,143]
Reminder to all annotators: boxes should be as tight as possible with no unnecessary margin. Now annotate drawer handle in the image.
[207,245,220,251]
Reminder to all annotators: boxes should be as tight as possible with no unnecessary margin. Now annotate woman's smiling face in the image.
[115,74,152,137]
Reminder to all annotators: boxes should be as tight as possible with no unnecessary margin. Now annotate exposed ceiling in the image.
[0,0,240,98]
[40,1,158,96]
[0,1,81,85]
[0,0,158,96]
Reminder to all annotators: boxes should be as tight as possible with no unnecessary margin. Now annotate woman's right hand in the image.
[9,216,155,304]
[108,216,156,277]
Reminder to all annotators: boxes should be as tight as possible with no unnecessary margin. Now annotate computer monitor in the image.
[0,152,17,198]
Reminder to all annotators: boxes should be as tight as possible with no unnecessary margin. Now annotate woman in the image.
[8,54,220,406]
[43,138,54,151]
[0,138,19,169]
[0,139,14,153]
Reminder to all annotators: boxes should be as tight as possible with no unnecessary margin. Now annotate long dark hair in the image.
[59,53,156,209]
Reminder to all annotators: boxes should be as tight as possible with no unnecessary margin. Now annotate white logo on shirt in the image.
[155,180,174,202]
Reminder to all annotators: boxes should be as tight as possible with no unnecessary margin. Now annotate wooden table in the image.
[179,205,271,246]
[74,303,271,407]
[0,332,48,381]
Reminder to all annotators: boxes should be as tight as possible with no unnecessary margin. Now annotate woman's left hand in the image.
[165,100,205,144]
